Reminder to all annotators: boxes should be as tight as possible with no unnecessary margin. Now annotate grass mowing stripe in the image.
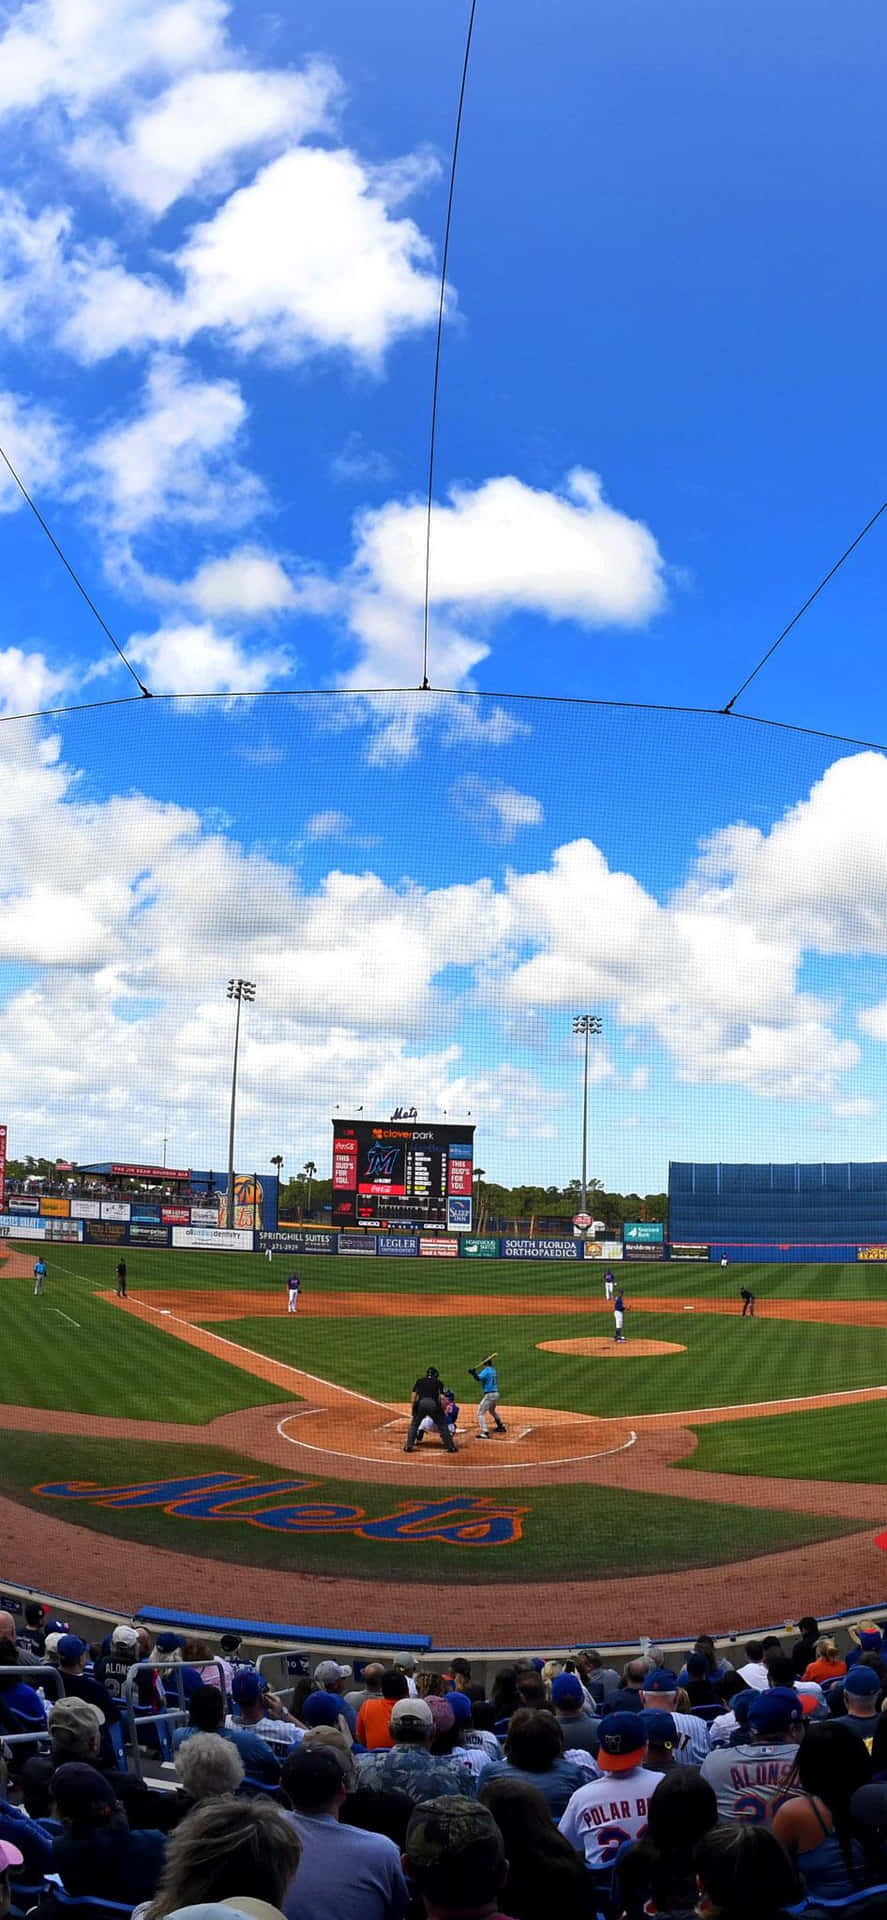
[683,1401,887,1484]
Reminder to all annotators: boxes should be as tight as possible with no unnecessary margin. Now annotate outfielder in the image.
[469,1354,506,1437]
[286,1272,301,1314]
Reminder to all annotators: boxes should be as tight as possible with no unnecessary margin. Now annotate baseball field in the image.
[3,1241,886,1644]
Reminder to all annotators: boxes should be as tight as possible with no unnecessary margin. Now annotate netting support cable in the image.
[721,498,887,713]
[421,0,479,691]
[0,442,152,698]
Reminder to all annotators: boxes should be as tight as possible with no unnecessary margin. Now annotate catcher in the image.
[469,1352,506,1438]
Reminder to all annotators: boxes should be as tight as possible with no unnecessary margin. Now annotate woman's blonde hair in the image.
[174,1733,243,1801]
[849,1619,880,1647]
[815,1636,841,1662]
[143,1797,300,1920]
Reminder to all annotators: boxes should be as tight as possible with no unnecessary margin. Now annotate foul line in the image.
[641,1383,887,1422]
[50,1307,80,1327]
[131,1298,400,1414]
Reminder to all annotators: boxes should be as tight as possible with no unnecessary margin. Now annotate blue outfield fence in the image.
[670,1160,887,1247]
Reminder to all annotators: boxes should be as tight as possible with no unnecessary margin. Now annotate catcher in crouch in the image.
[404,1365,457,1454]
[469,1353,506,1438]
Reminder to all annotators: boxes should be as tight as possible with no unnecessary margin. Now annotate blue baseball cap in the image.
[732,1689,757,1724]
[643,1668,679,1694]
[57,1634,87,1662]
[747,1687,803,1734]
[301,1689,345,1727]
[232,1670,265,1705]
[551,1672,585,1709]
[844,1665,882,1697]
[639,1709,677,1748]
[447,1690,473,1726]
[597,1712,648,1772]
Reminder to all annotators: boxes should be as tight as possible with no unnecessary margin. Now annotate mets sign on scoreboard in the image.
[331,1119,474,1230]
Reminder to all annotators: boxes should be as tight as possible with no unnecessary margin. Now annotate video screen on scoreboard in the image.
[331,1120,474,1230]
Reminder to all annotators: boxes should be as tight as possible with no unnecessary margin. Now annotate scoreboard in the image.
[331,1120,474,1231]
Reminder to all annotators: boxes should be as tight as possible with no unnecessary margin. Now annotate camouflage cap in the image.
[405,1795,504,1884]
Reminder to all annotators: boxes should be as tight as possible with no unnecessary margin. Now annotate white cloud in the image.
[0,0,227,117]
[182,549,297,618]
[70,59,342,215]
[61,145,442,369]
[85,354,261,532]
[330,432,395,487]
[305,811,354,841]
[124,620,292,694]
[0,192,70,341]
[0,390,66,510]
[451,773,543,844]
[833,1096,875,1118]
[0,648,69,717]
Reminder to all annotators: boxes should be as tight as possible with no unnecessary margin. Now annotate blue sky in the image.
[0,0,886,1191]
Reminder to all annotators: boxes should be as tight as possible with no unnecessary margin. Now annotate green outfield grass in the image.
[684,1402,887,1484]
[0,1427,859,1584]
[0,1275,279,1420]
[204,1306,887,1419]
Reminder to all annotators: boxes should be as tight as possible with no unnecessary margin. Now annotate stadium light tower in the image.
[572,1014,603,1213]
[225,979,256,1229]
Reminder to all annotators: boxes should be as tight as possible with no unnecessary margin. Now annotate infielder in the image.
[33,1256,46,1297]
[613,1289,628,1343]
[286,1272,301,1315]
[603,1269,615,1302]
[469,1354,506,1437]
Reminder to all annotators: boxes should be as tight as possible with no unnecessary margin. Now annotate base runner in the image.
[469,1354,506,1437]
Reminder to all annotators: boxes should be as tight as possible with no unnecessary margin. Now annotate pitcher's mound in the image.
[539,1337,686,1358]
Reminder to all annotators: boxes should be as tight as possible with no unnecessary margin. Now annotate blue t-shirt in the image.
[477,1365,498,1393]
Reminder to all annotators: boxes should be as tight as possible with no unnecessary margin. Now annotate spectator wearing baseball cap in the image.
[442,1692,497,1784]
[313,1662,358,1736]
[174,1685,280,1785]
[227,1671,304,1759]
[559,1714,663,1871]
[57,1634,119,1728]
[549,1673,600,1756]
[641,1669,710,1767]
[701,1688,804,1821]
[357,1697,475,1803]
[480,1709,590,1819]
[280,1745,409,1920]
[614,1764,718,1920]
[637,1710,678,1775]
[50,1763,167,1905]
[49,1695,178,1832]
[0,1836,23,1920]
[833,1662,883,1739]
[404,1796,509,1920]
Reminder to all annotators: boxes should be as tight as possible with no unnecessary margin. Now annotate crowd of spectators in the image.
[1,1607,887,1920]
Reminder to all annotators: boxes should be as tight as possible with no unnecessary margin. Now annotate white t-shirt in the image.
[737,1660,769,1690]
[700,1738,799,1822]
[559,1765,663,1869]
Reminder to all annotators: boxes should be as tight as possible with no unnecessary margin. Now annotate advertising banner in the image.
[859,1245,887,1261]
[259,1229,337,1255]
[101,1201,131,1222]
[162,1207,190,1225]
[70,1198,100,1219]
[419,1236,459,1257]
[461,1237,501,1258]
[583,1239,623,1261]
[189,1206,218,1227]
[128,1224,170,1246]
[131,1205,162,1224]
[45,1220,83,1241]
[39,1196,69,1217]
[85,1221,128,1245]
[10,1194,40,1213]
[337,1233,377,1255]
[624,1241,665,1260]
[0,1125,5,1212]
[624,1221,665,1244]
[446,1196,472,1230]
[171,1227,253,1252]
[377,1234,420,1256]
[111,1162,190,1180]
[502,1238,580,1259]
[0,1218,46,1238]
[447,1159,473,1196]
[669,1242,710,1260]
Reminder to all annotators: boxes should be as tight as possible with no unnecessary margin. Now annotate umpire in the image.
[404,1365,457,1454]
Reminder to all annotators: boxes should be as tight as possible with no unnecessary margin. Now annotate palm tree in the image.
[303,1161,317,1216]
[270,1154,284,1180]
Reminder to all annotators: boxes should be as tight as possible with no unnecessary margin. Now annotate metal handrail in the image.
[119,1658,225,1781]
[0,1663,63,1749]
[254,1647,310,1704]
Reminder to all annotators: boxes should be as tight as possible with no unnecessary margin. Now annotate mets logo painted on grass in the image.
[33,1473,527,1547]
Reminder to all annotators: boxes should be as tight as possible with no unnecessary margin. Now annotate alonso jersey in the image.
[701,1739,799,1822]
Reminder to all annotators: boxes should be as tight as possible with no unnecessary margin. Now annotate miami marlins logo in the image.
[366,1144,401,1178]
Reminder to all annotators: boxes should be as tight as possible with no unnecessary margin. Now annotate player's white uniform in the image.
[287,1276,300,1314]
[604,1275,615,1301]
[559,1766,663,1868]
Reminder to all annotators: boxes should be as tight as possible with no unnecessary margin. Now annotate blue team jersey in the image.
[614,1294,624,1312]
[477,1364,498,1393]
